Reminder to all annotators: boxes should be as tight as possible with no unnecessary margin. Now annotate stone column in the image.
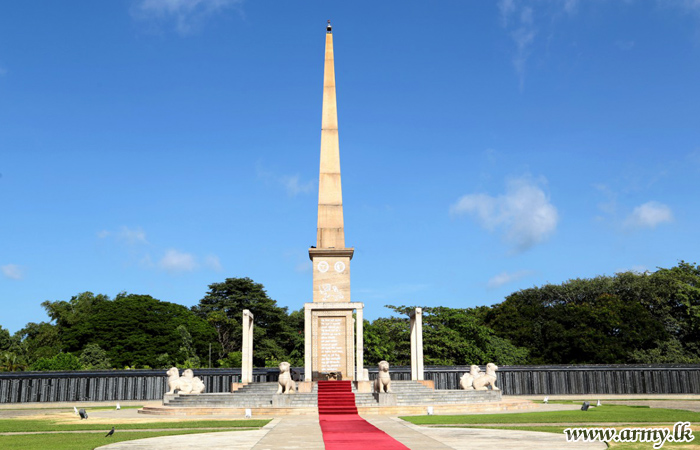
[241,310,254,383]
[410,307,424,381]
[356,306,364,380]
[304,306,312,382]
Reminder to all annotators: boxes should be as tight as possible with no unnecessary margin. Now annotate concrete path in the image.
[253,415,324,450]
[398,419,607,449]
[96,414,605,449]
[98,419,280,449]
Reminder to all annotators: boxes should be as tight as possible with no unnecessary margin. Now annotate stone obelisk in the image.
[304,21,364,382]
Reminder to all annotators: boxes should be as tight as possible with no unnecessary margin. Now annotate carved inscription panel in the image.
[318,316,346,375]
[312,256,351,303]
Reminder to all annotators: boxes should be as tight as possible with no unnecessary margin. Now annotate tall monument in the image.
[304,21,365,382]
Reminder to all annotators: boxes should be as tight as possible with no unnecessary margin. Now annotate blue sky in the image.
[1,1,699,333]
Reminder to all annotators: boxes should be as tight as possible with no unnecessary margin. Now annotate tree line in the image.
[1,261,699,371]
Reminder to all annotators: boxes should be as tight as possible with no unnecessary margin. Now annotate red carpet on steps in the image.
[317,380,409,450]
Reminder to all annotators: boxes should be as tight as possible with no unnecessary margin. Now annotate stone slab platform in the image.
[139,398,533,416]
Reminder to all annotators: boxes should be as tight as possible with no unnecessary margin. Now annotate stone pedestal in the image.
[272,395,294,407]
[417,380,435,390]
[297,381,314,393]
[304,302,364,381]
[354,381,373,393]
[231,382,248,392]
[374,393,397,406]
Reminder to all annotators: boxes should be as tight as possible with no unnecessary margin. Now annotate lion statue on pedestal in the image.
[374,360,392,393]
[472,363,499,391]
[277,362,296,394]
[459,365,482,390]
[166,367,205,394]
[182,369,206,394]
[166,367,192,394]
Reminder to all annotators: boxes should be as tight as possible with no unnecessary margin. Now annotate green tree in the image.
[0,326,11,352]
[79,343,111,370]
[176,325,201,368]
[192,277,298,367]
[486,272,671,364]
[54,293,215,368]
[13,322,62,365]
[0,352,26,372]
[364,306,528,367]
[30,352,82,371]
[218,351,242,368]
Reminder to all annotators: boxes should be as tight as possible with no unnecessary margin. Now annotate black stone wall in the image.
[2,365,698,403]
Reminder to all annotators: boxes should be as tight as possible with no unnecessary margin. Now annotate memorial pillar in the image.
[304,307,312,381]
[241,309,254,383]
[410,307,424,381]
[356,307,364,380]
[304,21,364,381]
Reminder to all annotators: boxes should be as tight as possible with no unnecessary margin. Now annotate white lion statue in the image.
[459,365,482,390]
[374,360,392,393]
[166,367,192,394]
[276,362,296,394]
[472,363,499,391]
[182,369,206,394]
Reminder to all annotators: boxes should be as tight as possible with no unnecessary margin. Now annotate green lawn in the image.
[402,406,700,449]
[0,418,270,433]
[0,429,252,450]
[401,405,699,425]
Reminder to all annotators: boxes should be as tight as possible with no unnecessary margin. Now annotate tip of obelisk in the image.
[326,20,332,33]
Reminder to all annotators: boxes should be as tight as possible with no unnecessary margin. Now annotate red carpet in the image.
[317,381,409,450]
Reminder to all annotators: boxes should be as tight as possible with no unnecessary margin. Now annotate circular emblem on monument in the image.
[334,261,346,273]
[317,261,329,273]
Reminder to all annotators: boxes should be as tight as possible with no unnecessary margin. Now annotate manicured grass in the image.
[535,399,700,405]
[401,405,700,425]
[0,418,270,433]
[0,429,251,450]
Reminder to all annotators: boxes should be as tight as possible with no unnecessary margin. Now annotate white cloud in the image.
[497,1,579,88]
[159,249,197,273]
[671,0,700,13]
[281,175,314,196]
[487,270,535,289]
[204,254,223,272]
[257,163,315,197]
[498,0,517,26]
[563,0,579,15]
[133,0,243,34]
[98,226,148,245]
[451,176,559,251]
[1,264,23,280]
[624,201,674,229]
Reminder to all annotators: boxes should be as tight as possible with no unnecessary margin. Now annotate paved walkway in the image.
[96,414,605,449]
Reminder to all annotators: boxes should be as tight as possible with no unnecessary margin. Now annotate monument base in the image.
[145,381,508,417]
[272,394,294,407]
[354,381,373,393]
[297,381,314,393]
[374,393,397,406]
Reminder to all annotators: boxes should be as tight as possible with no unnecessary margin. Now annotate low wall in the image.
[1,365,698,403]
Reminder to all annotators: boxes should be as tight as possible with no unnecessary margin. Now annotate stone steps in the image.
[160,381,502,410]
[138,399,533,416]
